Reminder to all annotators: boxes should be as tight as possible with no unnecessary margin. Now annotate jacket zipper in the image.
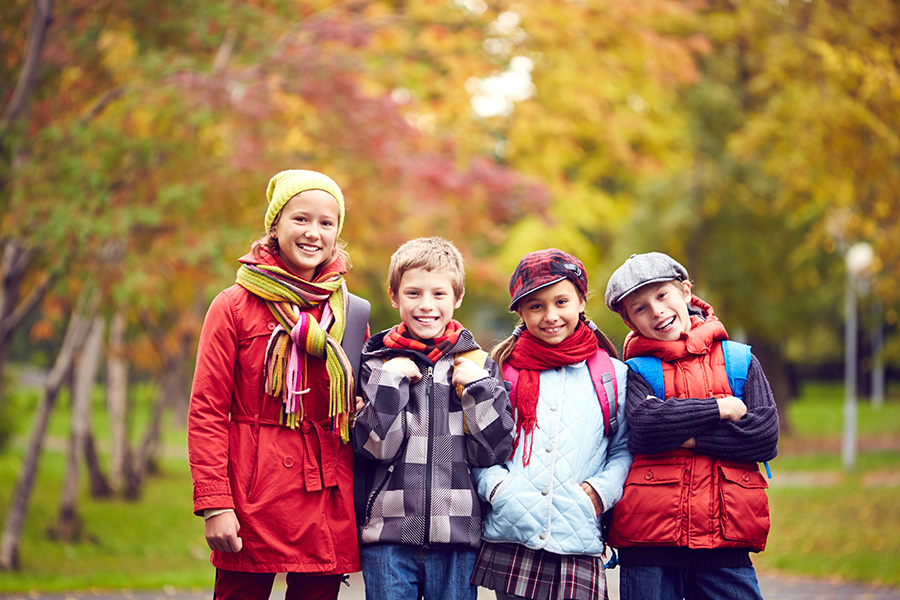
[364,464,394,528]
[423,365,434,546]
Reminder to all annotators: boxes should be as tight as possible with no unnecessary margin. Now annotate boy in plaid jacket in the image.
[352,237,514,600]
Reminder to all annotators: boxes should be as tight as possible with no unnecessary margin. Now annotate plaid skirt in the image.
[471,542,607,600]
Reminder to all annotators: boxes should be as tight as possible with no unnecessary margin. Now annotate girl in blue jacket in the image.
[473,249,643,600]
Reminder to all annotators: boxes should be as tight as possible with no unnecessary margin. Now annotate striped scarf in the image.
[382,320,464,364]
[236,258,354,442]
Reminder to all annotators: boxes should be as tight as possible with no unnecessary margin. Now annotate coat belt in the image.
[230,415,339,492]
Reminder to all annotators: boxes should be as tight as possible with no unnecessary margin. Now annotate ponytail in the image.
[581,315,619,359]
[490,322,524,370]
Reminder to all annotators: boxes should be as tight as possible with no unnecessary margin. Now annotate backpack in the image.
[625,339,772,480]
[342,293,371,386]
[501,349,619,436]
[500,349,620,550]
[625,339,751,402]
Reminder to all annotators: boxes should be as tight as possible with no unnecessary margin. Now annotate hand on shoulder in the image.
[452,356,489,388]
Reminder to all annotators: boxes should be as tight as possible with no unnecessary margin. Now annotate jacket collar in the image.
[623,294,729,361]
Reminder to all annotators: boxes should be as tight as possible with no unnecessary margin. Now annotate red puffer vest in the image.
[609,300,770,551]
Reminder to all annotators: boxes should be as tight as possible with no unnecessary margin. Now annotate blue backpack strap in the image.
[721,340,752,399]
[626,356,664,399]
[721,340,772,478]
[587,350,618,436]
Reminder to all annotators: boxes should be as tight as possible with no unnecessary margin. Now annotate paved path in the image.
[2,570,899,600]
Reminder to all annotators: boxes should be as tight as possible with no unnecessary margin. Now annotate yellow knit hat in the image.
[265,170,345,235]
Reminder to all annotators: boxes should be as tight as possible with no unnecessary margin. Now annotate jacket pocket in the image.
[717,461,770,548]
[488,474,511,506]
[363,464,394,527]
[238,320,276,398]
[244,426,306,504]
[611,457,685,545]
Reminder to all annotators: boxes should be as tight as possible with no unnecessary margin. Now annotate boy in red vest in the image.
[604,252,779,600]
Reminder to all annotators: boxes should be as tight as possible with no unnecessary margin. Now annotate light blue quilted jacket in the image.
[473,358,633,556]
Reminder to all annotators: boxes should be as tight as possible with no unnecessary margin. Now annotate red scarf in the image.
[383,320,464,364]
[506,321,599,465]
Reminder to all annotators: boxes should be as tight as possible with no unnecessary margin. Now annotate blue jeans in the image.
[360,544,478,600]
[620,565,764,600]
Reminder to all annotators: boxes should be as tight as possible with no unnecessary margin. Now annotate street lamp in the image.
[843,241,873,471]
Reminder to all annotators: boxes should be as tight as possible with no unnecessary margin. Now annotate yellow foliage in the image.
[128,107,155,139]
[282,126,315,154]
[198,124,228,158]
[98,29,138,78]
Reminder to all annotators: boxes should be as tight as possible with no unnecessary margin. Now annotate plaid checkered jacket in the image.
[351,327,515,549]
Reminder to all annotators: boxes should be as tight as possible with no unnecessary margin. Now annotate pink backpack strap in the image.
[501,362,520,406]
[503,353,617,435]
[587,350,618,436]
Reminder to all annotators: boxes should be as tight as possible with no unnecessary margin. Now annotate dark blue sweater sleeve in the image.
[624,368,723,455]
[692,355,780,462]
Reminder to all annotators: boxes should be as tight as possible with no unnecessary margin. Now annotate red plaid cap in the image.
[508,249,588,311]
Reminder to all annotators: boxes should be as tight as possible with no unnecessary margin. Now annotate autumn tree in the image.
[1,0,550,568]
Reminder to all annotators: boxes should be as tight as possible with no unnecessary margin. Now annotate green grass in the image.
[757,480,900,586]
[0,451,211,593]
[0,379,898,592]
[754,383,900,588]
[0,382,211,593]
[786,381,900,437]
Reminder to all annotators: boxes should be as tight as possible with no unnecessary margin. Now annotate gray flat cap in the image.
[605,252,689,311]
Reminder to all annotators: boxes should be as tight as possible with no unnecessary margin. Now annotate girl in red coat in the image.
[189,170,364,600]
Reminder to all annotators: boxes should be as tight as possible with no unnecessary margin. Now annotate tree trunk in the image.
[80,319,111,498]
[54,316,103,541]
[0,301,93,570]
[107,311,128,493]
[84,431,112,498]
[172,291,206,429]
[0,0,56,387]
[125,343,188,498]
[0,241,54,386]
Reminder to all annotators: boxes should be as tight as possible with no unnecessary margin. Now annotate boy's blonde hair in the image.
[388,237,465,298]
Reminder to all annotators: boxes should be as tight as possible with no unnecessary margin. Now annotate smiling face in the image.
[622,280,693,342]
[390,268,464,340]
[516,279,586,346]
[272,189,340,280]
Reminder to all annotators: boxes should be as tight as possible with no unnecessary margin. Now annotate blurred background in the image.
[1,0,898,595]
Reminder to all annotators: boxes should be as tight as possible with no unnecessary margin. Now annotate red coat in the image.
[188,249,360,574]
[610,301,770,552]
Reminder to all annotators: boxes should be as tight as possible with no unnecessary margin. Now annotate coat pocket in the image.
[717,462,770,548]
[611,457,685,545]
[363,464,394,527]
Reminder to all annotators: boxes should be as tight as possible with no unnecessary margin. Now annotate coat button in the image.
[283,456,294,468]
[550,405,557,411]
[539,533,547,540]
[541,488,549,496]
[545,445,553,453]
[743,473,750,482]
[268,322,276,330]
[645,471,653,481]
